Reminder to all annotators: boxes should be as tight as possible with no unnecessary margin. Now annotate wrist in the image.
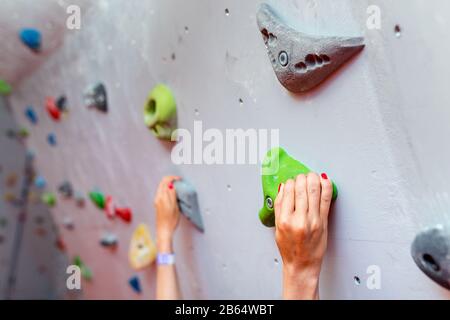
[157,235,173,253]
[282,264,321,300]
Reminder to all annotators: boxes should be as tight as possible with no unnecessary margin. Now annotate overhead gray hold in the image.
[411,225,450,290]
[256,3,365,93]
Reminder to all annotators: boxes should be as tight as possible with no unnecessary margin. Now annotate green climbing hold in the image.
[144,84,177,140]
[259,147,338,227]
[0,80,12,96]
[89,191,105,209]
[73,255,93,281]
[41,192,57,207]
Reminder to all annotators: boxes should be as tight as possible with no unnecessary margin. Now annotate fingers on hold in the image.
[280,179,295,216]
[306,172,321,213]
[320,175,333,217]
[274,183,284,217]
[294,174,308,210]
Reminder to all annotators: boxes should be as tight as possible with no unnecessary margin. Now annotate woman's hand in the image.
[275,172,333,300]
[154,175,181,253]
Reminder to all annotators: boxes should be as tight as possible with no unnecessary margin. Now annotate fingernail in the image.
[168,182,173,189]
[321,173,328,180]
[278,183,282,193]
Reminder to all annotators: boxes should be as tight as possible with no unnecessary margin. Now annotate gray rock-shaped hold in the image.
[411,224,450,290]
[174,180,204,232]
[84,83,108,112]
[257,3,365,93]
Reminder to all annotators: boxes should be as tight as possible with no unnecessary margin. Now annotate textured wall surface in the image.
[4,0,450,299]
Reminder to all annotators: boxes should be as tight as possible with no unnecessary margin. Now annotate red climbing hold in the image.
[115,207,132,223]
[105,195,116,219]
[46,97,61,121]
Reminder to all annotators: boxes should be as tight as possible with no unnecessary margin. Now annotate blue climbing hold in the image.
[34,176,46,189]
[47,133,57,146]
[25,106,38,124]
[128,276,142,294]
[19,28,42,52]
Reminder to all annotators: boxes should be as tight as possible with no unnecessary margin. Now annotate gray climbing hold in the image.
[100,232,118,248]
[174,180,204,232]
[411,224,450,290]
[58,181,73,198]
[84,83,108,112]
[62,216,74,230]
[256,3,365,93]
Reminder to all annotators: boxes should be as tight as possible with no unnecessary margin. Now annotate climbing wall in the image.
[3,0,450,299]
[0,96,68,299]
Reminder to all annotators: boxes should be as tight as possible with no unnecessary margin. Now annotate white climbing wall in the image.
[3,0,450,299]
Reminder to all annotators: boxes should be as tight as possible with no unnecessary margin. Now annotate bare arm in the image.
[274,172,333,300]
[154,176,182,300]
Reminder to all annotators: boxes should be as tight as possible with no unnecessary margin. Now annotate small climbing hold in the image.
[129,224,157,270]
[105,195,116,219]
[74,192,85,208]
[55,237,66,251]
[5,173,18,188]
[256,3,365,93]
[19,28,42,52]
[62,216,74,230]
[84,83,108,112]
[100,232,118,248]
[73,256,93,281]
[144,84,177,140]
[115,207,132,223]
[25,106,38,125]
[34,175,46,189]
[41,192,57,207]
[0,79,12,96]
[18,128,29,139]
[174,180,204,232]
[128,276,142,294]
[56,95,68,112]
[58,181,73,198]
[46,97,61,121]
[89,190,106,209]
[35,227,47,237]
[259,147,338,227]
[47,133,57,146]
[4,192,17,203]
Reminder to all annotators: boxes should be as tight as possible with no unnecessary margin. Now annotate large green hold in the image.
[0,80,12,96]
[144,84,177,140]
[89,191,105,209]
[259,147,338,227]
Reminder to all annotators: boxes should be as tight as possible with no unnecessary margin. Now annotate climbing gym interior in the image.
[1,0,450,300]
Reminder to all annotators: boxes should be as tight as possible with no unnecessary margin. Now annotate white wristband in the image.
[157,253,175,265]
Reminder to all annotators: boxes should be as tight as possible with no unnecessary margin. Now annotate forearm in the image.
[156,238,182,300]
[282,265,320,300]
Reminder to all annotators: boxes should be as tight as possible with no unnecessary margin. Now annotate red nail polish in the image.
[278,184,282,193]
[168,182,173,189]
[321,173,328,180]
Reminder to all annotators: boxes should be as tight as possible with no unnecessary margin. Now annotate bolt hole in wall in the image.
[225,8,230,16]
[394,24,402,38]
[422,254,440,272]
